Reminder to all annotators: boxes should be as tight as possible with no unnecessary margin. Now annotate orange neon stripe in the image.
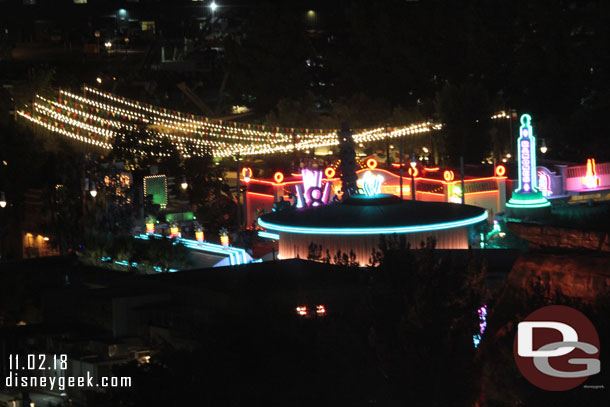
[463,190,499,196]
[415,191,445,195]
[245,179,302,186]
[463,176,507,183]
[247,172,506,186]
[247,192,275,199]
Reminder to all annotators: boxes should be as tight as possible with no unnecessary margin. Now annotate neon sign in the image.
[582,158,600,189]
[449,185,463,204]
[362,171,384,196]
[537,170,552,197]
[241,167,252,183]
[366,158,378,169]
[273,171,284,184]
[506,114,551,210]
[295,169,332,207]
[517,114,538,193]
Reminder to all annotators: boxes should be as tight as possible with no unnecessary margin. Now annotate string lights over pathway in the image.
[17,86,442,159]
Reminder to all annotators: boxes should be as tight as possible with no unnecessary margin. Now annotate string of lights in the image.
[18,86,443,158]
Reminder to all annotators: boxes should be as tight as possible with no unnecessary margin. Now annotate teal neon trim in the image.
[507,197,550,205]
[136,234,249,265]
[108,259,178,272]
[505,200,551,208]
[258,211,488,235]
[258,231,280,240]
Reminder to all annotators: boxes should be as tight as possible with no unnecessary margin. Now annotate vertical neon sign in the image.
[506,113,550,209]
[517,114,538,193]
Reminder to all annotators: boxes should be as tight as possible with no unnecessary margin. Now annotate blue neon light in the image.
[258,211,488,235]
[135,234,250,266]
[362,171,383,197]
[258,231,280,240]
[108,259,178,273]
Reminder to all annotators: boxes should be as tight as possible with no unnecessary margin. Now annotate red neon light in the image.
[366,158,378,169]
[463,176,506,183]
[247,179,302,186]
[241,167,252,178]
[250,169,505,188]
[391,164,440,172]
[495,165,506,177]
[324,167,336,178]
[416,191,444,195]
[247,192,275,199]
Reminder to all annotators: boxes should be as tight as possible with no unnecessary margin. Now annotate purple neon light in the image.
[520,139,531,192]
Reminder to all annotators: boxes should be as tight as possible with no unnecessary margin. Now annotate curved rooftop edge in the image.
[258,199,488,235]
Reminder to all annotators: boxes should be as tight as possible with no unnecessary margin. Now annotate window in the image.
[141,21,156,33]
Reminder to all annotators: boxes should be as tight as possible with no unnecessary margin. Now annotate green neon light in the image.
[507,197,550,205]
[505,200,551,209]
[258,211,488,235]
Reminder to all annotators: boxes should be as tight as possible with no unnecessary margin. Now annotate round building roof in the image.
[259,194,488,235]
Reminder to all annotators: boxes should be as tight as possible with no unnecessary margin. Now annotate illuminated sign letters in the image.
[517,115,537,194]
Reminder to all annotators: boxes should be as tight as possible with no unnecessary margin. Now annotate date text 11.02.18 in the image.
[8,354,68,371]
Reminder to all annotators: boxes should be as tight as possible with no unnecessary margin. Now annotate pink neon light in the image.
[582,158,600,189]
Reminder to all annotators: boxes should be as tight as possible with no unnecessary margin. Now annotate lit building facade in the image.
[243,164,506,227]
[258,195,488,266]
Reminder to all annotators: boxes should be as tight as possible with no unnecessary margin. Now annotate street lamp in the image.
[89,183,97,198]
[180,177,188,190]
[209,1,218,33]
[540,139,548,154]
[0,191,6,208]
[410,154,417,201]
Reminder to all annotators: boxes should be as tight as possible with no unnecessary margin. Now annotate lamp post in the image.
[540,139,548,154]
[410,153,416,201]
[209,1,218,33]
[0,191,6,208]
[89,182,97,198]
[399,141,403,199]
